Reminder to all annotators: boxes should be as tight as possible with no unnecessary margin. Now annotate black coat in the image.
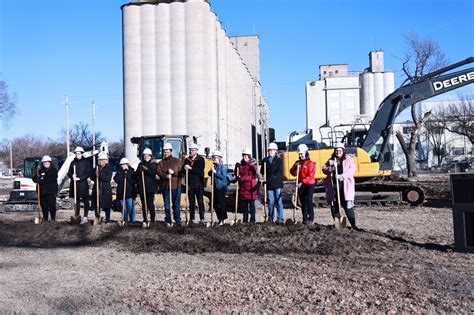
[32,166,58,196]
[183,155,205,188]
[133,160,157,194]
[91,163,113,209]
[114,167,136,199]
[260,156,283,190]
[67,158,92,198]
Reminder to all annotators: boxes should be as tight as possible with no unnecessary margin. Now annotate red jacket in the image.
[238,160,258,201]
[290,159,315,185]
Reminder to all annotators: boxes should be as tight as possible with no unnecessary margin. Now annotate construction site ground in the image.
[0,174,472,313]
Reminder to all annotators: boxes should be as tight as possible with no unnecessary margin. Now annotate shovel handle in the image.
[211,170,214,225]
[169,175,173,224]
[141,171,148,220]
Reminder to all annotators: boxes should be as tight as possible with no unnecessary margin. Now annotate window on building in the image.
[323,71,327,75]
[329,71,333,76]
[452,147,465,156]
[335,70,339,74]
[244,42,248,46]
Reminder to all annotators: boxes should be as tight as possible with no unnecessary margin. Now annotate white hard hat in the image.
[163,143,173,151]
[74,146,85,153]
[119,158,130,165]
[41,155,52,163]
[335,143,345,150]
[98,152,108,160]
[267,142,278,150]
[212,150,223,158]
[297,144,309,154]
[142,148,152,156]
[242,148,252,156]
[188,143,199,150]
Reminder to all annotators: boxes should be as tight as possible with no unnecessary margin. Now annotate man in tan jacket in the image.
[156,143,183,225]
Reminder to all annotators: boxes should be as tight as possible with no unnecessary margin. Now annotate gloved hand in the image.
[184,165,192,171]
[73,174,80,181]
[297,182,302,188]
[139,164,148,172]
[250,158,257,165]
[328,165,335,172]
[166,174,172,179]
[168,168,174,175]
[212,165,217,174]
[337,175,344,182]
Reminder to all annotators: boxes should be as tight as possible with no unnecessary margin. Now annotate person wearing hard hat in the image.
[290,144,316,224]
[260,142,284,224]
[133,148,157,224]
[156,142,183,225]
[91,152,113,223]
[208,150,228,225]
[183,142,206,224]
[32,155,58,223]
[114,158,136,224]
[236,148,258,223]
[322,143,358,230]
[67,146,92,224]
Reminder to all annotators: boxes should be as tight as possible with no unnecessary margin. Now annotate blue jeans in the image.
[119,198,136,223]
[163,187,181,224]
[268,188,284,223]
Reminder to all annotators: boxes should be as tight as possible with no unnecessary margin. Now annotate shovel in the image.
[287,163,300,225]
[34,173,43,224]
[93,167,104,225]
[230,168,240,226]
[208,170,215,227]
[184,168,189,226]
[70,165,81,224]
[262,162,268,223]
[118,175,127,227]
[141,171,150,229]
[334,158,347,230]
[167,175,174,228]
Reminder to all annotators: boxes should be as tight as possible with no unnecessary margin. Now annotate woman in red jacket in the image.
[290,144,316,224]
[236,148,258,223]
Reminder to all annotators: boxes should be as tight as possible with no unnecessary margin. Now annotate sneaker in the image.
[199,220,206,225]
[50,220,57,224]
[80,217,89,225]
[218,221,224,226]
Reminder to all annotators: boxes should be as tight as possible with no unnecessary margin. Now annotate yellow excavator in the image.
[282,57,474,205]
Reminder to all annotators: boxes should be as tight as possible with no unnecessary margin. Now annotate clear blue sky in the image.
[1,0,473,143]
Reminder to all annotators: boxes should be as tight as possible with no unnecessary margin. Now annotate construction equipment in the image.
[282,57,474,206]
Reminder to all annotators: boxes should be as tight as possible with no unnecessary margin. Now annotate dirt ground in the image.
[0,175,473,313]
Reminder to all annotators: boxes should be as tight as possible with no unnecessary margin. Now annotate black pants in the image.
[298,184,314,223]
[40,194,56,221]
[140,192,155,222]
[214,187,227,221]
[188,183,205,221]
[242,200,256,223]
[74,195,89,217]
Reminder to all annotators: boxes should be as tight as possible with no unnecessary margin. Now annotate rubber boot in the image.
[330,205,340,220]
[346,208,360,231]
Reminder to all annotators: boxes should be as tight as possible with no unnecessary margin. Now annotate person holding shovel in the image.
[67,146,92,224]
[156,143,183,226]
[260,142,284,224]
[208,150,228,226]
[114,158,136,224]
[134,148,157,225]
[183,142,206,225]
[32,155,58,223]
[289,144,315,224]
[236,148,258,224]
[322,143,358,230]
[91,152,113,223]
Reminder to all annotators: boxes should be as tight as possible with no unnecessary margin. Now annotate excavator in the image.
[282,57,474,205]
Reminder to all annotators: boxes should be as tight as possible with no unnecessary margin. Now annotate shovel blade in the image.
[334,217,342,230]
[34,216,43,224]
[340,216,347,229]
[70,216,81,225]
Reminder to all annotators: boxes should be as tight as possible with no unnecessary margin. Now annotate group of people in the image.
[33,140,358,230]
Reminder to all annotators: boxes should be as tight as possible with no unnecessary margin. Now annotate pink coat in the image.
[322,155,356,202]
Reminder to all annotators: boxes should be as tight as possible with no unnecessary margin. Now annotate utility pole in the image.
[64,95,70,156]
[92,100,96,168]
[9,142,13,180]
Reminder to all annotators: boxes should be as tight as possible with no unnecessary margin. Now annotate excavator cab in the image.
[130,135,188,161]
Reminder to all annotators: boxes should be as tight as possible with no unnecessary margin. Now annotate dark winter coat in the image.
[156,156,182,190]
[114,167,136,199]
[183,155,205,188]
[238,159,258,201]
[67,158,92,198]
[33,166,58,196]
[91,163,113,209]
[134,160,157,194]
[260,156,283,190]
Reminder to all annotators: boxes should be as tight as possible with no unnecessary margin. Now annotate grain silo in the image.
[122,0,268,163]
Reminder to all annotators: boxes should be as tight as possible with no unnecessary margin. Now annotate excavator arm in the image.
[362,57,474,170]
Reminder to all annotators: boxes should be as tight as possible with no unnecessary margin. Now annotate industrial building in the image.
[121,0,268,163]
[306,51,394,143]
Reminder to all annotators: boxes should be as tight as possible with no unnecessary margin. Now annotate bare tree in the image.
[0,135,50,169]
[108,139,125,158]
[397,32,448,177]
[424,119,448,167]
[61,122,105,151]
[0,80,17,128]
[435,94,474,145]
